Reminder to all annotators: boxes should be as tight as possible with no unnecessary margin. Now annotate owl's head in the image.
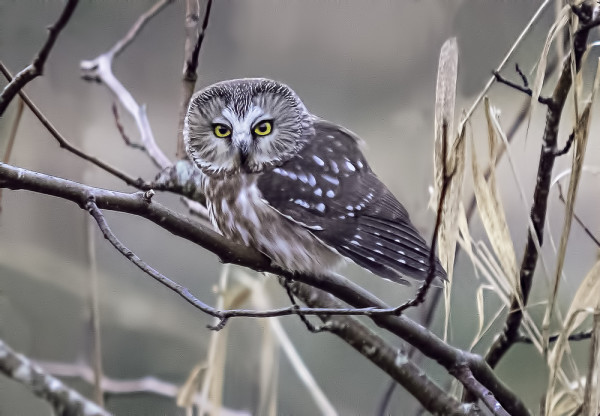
[184,78,314,175]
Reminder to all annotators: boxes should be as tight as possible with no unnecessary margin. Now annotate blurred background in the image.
[1,0,599,414]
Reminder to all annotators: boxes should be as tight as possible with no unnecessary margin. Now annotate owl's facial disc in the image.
[184,78,315,176]
[219,105,275,169]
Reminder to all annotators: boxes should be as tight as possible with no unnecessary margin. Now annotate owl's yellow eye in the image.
[253,120,273,136]
[213,124,231,138]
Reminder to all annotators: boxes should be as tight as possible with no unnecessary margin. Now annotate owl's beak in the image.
[232,132,252,166]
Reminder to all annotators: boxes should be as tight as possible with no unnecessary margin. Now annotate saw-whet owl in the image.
[183,78,446,285]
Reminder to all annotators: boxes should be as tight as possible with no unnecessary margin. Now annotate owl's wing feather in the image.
[256,119,446,284]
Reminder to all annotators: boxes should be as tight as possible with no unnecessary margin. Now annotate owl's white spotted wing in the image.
[256,119,447,284]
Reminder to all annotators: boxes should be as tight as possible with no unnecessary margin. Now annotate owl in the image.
[183,78,446,285]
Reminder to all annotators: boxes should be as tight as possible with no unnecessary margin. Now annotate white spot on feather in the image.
[294,199,310,209]
[330,160,339,173]
[326,190,335,198]
[312,155,325,166]
[314,188,322,196]
[322,174,339,186]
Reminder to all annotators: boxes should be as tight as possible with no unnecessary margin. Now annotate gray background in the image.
[1,1,599,415]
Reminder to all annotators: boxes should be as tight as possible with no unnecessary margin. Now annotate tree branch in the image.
[0,338,111,416]
[86,197,446,328]
[483,2,596,371]
[176,0,213,159]
[0,62,150,190]
[0,0,79,116]
[450,364,509,416]
[492,66,555,107]
[288,280,481,416]
[0,162,530,416]
[80,0,174,169]
[35,360,251,416]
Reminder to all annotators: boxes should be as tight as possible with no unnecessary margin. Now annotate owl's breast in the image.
[203,174,266,245]
[202,174,342,275]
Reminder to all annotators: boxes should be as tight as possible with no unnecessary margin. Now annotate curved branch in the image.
[176,0,213,158]
[0,0,79,116]
[80,0,173,169]
[288,280,481,415]
[0,338,110,416]
[0,162,530,416]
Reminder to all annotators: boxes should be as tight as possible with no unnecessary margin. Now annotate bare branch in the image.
[483,0,596,372]
[492,68,555,107]
[288,280,481,416]
[553,131,575,156]
[516,329,593,344]
[392,122,453,315]
[80,0,174,169]
[109,0,174,59]
[0,62,150,190]
[35,360,251,416]
[176,0,213,159]
[111,103,145,150]
[0,338,111,416]
[0,162,530,416]
[86,197,437,328]
[450,364,510,416]
[0,0,79,116]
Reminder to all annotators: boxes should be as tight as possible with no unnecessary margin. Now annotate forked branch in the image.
[0,0,79,116]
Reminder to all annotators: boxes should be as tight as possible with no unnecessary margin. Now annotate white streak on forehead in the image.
[221,105,267,132]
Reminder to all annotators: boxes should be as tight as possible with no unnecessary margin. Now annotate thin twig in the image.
[557,182,600,248]
[111,103,145,150]
[392,122,453,315]
[80,0,173,169]
[459,0,553,131]
[0,62,150,189]
[288,281,480,416]
[492,69,555,107]
[110,0,174,59]
[283,278,326,333]
[0,0,79,116]
[553,131,575,156]
[516,329,593,344]
[176,0,213,159]
[0,338,111,416]
[0,162,530,416]
[86,197,447,328]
